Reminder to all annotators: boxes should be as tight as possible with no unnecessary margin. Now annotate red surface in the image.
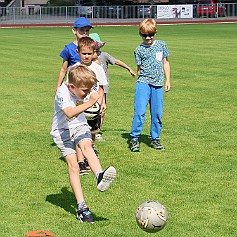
[25,230,55,237]
[1,18,237,28]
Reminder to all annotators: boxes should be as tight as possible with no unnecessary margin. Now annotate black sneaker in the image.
[97,166,116,192]
[78,162,89,176]
[83,158,90,170]
[130,138,140,152]
[150,140,165,150]
[77,207,94,224]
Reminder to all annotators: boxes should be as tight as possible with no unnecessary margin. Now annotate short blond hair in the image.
[139,18,157,34]
[68,64,97,88]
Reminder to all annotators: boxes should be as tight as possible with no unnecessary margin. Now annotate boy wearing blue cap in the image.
[55,17,93,93]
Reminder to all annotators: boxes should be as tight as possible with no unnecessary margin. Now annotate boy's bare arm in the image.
[98,86,106,112]
[55,60,68,93]
[98,86,104,105]
[137,65,140,76]
[115,59,136,77]
[64,92,100,119]
[163,57,171,92]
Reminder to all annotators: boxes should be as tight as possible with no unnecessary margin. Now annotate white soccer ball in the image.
[135,200,168,233]
[84,102,101,120]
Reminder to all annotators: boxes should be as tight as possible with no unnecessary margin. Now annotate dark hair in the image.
[77,37,95,52]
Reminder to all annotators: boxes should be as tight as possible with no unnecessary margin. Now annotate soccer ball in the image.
[135,200,168,233]
[84,102,101,120]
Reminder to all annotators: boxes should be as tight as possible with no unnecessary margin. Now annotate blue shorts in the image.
[50,124,92,157]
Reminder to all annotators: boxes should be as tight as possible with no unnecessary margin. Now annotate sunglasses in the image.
[140,33,155,38]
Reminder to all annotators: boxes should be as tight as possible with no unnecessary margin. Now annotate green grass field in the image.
[0,23,237,237]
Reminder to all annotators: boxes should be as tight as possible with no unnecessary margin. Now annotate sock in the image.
[96,170,103,180]
[77,200,87,211]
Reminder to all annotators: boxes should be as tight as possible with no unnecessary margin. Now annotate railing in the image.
[0,4,237,25]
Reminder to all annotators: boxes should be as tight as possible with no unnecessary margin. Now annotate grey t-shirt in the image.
[98,52,116,93]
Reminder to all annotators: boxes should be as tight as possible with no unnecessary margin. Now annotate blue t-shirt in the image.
[60,42,81,67]
[134,40,170,86]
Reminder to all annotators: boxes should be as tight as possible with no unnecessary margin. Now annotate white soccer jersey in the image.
[88,61,107,87]
[69,62,107,88]
[51,83,87,132]
[71,62,107,103]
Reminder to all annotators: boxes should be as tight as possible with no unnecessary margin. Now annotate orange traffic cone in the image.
[25,230,56,237]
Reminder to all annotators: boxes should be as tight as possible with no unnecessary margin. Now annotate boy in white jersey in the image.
[70,37,107,173]
[71,37,107,133]
[50,65,116,223]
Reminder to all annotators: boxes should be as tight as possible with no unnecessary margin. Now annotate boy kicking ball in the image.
[50,65,116,223]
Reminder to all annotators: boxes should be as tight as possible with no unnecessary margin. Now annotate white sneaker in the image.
[95,133,105,142]
[97,166,116,192]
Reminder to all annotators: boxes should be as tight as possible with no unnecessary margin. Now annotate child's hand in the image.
[100,101,106,116]
[89,91,100,105]
[129,68,136,77]
[165,81,171,92]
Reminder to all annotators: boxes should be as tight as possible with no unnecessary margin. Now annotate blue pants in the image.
[130,81,164,141]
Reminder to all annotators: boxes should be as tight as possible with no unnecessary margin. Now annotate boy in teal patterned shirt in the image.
[130,18,171,152]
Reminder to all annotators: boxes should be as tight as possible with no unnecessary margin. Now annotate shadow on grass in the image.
[46,187,108,222]
[46,187,75,215]
[121,132,151,148]
[59,156,66,162]
[101,128,127,133]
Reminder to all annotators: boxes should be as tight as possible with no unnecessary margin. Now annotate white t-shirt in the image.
[51,83,87,133]
[68,62,107,88]
[71,62,108,103]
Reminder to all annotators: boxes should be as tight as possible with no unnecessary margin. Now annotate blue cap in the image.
[73,17,93,28]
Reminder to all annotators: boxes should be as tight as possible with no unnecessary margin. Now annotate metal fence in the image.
[0,4,237,25]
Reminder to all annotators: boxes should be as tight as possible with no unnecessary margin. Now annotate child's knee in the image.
[80,140,93,153]
[68,163,80,174]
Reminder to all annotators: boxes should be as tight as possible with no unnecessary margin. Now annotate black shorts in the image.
[87,117,100,134]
